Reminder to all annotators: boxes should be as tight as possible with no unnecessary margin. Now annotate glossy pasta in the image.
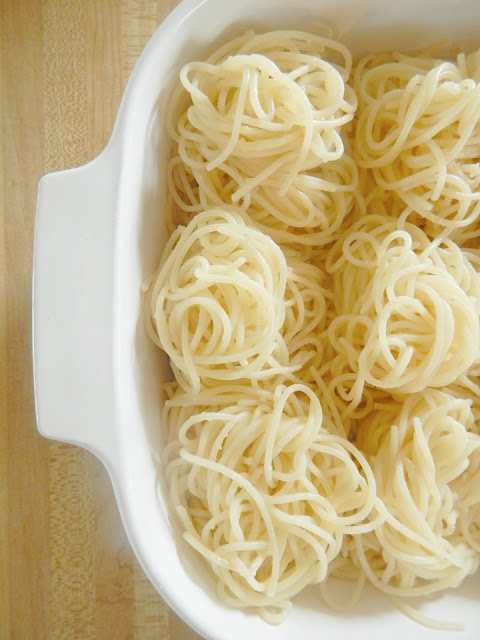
[166,30,358,246]
[144,29,480,627]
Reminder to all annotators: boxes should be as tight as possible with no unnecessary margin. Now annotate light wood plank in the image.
[0,6,9,638]
[87,0,123,157]
[1,1,50,638]
[49,445,96,640]
[42,0,90,170]
[133,562,171,640]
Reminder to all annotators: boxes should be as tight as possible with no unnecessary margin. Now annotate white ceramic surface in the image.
[33,0,480,638]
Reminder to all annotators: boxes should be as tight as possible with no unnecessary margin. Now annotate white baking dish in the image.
[32,0,480,638]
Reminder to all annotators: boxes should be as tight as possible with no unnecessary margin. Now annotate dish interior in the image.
[112,1,480,637]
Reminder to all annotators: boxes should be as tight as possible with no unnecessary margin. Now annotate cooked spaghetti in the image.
[143,28,480,627]
[354,389,480,595]
[353,49,480,244]
[163,382,378,622]
[166,30,358,247]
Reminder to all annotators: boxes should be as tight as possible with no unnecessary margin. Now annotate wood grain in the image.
[1,1,50,639]
[0,1,201,638]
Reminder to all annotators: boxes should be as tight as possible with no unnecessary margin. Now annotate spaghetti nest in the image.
[145,207,331,393]
[145,208,290,393]
[354,50,480,244]
[353,389,480,595]
[328,216,480,403]
[166,30,358,246]
[163,382,378,622]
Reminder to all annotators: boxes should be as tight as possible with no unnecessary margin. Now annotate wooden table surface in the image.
[1,2,202,638]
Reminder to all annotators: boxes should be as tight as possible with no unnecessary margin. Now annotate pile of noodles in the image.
[143,29,480,627]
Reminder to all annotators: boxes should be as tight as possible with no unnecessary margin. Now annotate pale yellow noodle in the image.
[165,29,358,244]
[354,48,480,244]
[143,30,480,628]
[163,383,378,620]
[352,390,480,599]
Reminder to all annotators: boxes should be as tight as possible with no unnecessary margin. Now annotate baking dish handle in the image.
[32,147,120,469]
